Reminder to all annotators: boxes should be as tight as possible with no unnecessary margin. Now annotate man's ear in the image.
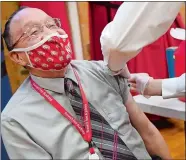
[9,52,28,66]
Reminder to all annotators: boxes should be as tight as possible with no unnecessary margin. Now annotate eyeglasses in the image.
[11,18,61,49]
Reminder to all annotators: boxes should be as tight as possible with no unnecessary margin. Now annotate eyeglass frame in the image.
[11,18,61,50]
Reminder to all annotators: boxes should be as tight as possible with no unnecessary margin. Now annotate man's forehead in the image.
[12,8,49,27]
[9,8,50,40]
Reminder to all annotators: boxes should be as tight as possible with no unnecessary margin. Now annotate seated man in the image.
[2,4,170,160]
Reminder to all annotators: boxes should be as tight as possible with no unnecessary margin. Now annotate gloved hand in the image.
[128,73,153,95]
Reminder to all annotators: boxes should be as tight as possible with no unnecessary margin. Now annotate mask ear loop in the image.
[25,51,34,68]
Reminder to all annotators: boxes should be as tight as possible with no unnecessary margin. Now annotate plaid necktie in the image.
[65,78,137,160]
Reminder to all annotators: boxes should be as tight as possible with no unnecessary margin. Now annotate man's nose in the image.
[57,29,66,35]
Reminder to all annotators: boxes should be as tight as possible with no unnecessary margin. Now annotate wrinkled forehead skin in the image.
[9,8,50,44]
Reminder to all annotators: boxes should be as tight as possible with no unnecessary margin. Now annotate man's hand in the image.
[128,73,153,95]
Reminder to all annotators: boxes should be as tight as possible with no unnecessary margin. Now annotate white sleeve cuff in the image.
[162,74,185,99]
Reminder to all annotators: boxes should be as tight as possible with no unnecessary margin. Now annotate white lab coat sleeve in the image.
[100,2,183,70]
[162,73,185,99]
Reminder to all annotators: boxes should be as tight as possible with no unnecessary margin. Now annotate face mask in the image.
[11,32,73,71]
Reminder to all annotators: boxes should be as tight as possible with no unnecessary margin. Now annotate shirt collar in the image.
[30,64,77,94]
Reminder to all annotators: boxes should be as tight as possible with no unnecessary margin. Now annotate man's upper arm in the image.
[123,92,153,138]
[117,77,152,136]
[1,117,51,159]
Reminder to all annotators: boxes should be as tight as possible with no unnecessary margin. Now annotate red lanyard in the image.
[30,68,95,154]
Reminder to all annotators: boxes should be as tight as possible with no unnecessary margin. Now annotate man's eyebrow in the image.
[22,16,53,29]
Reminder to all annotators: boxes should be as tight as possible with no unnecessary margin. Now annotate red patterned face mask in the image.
[11,33,73,71]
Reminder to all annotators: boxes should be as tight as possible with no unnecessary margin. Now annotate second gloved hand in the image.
[128,73,153,96]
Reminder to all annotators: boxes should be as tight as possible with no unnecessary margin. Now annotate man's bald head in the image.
[2,7,53,50]
[2,6,28,51]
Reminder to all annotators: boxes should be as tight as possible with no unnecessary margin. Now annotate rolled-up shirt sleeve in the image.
[162,73,185,99]
[100,2,183,70]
